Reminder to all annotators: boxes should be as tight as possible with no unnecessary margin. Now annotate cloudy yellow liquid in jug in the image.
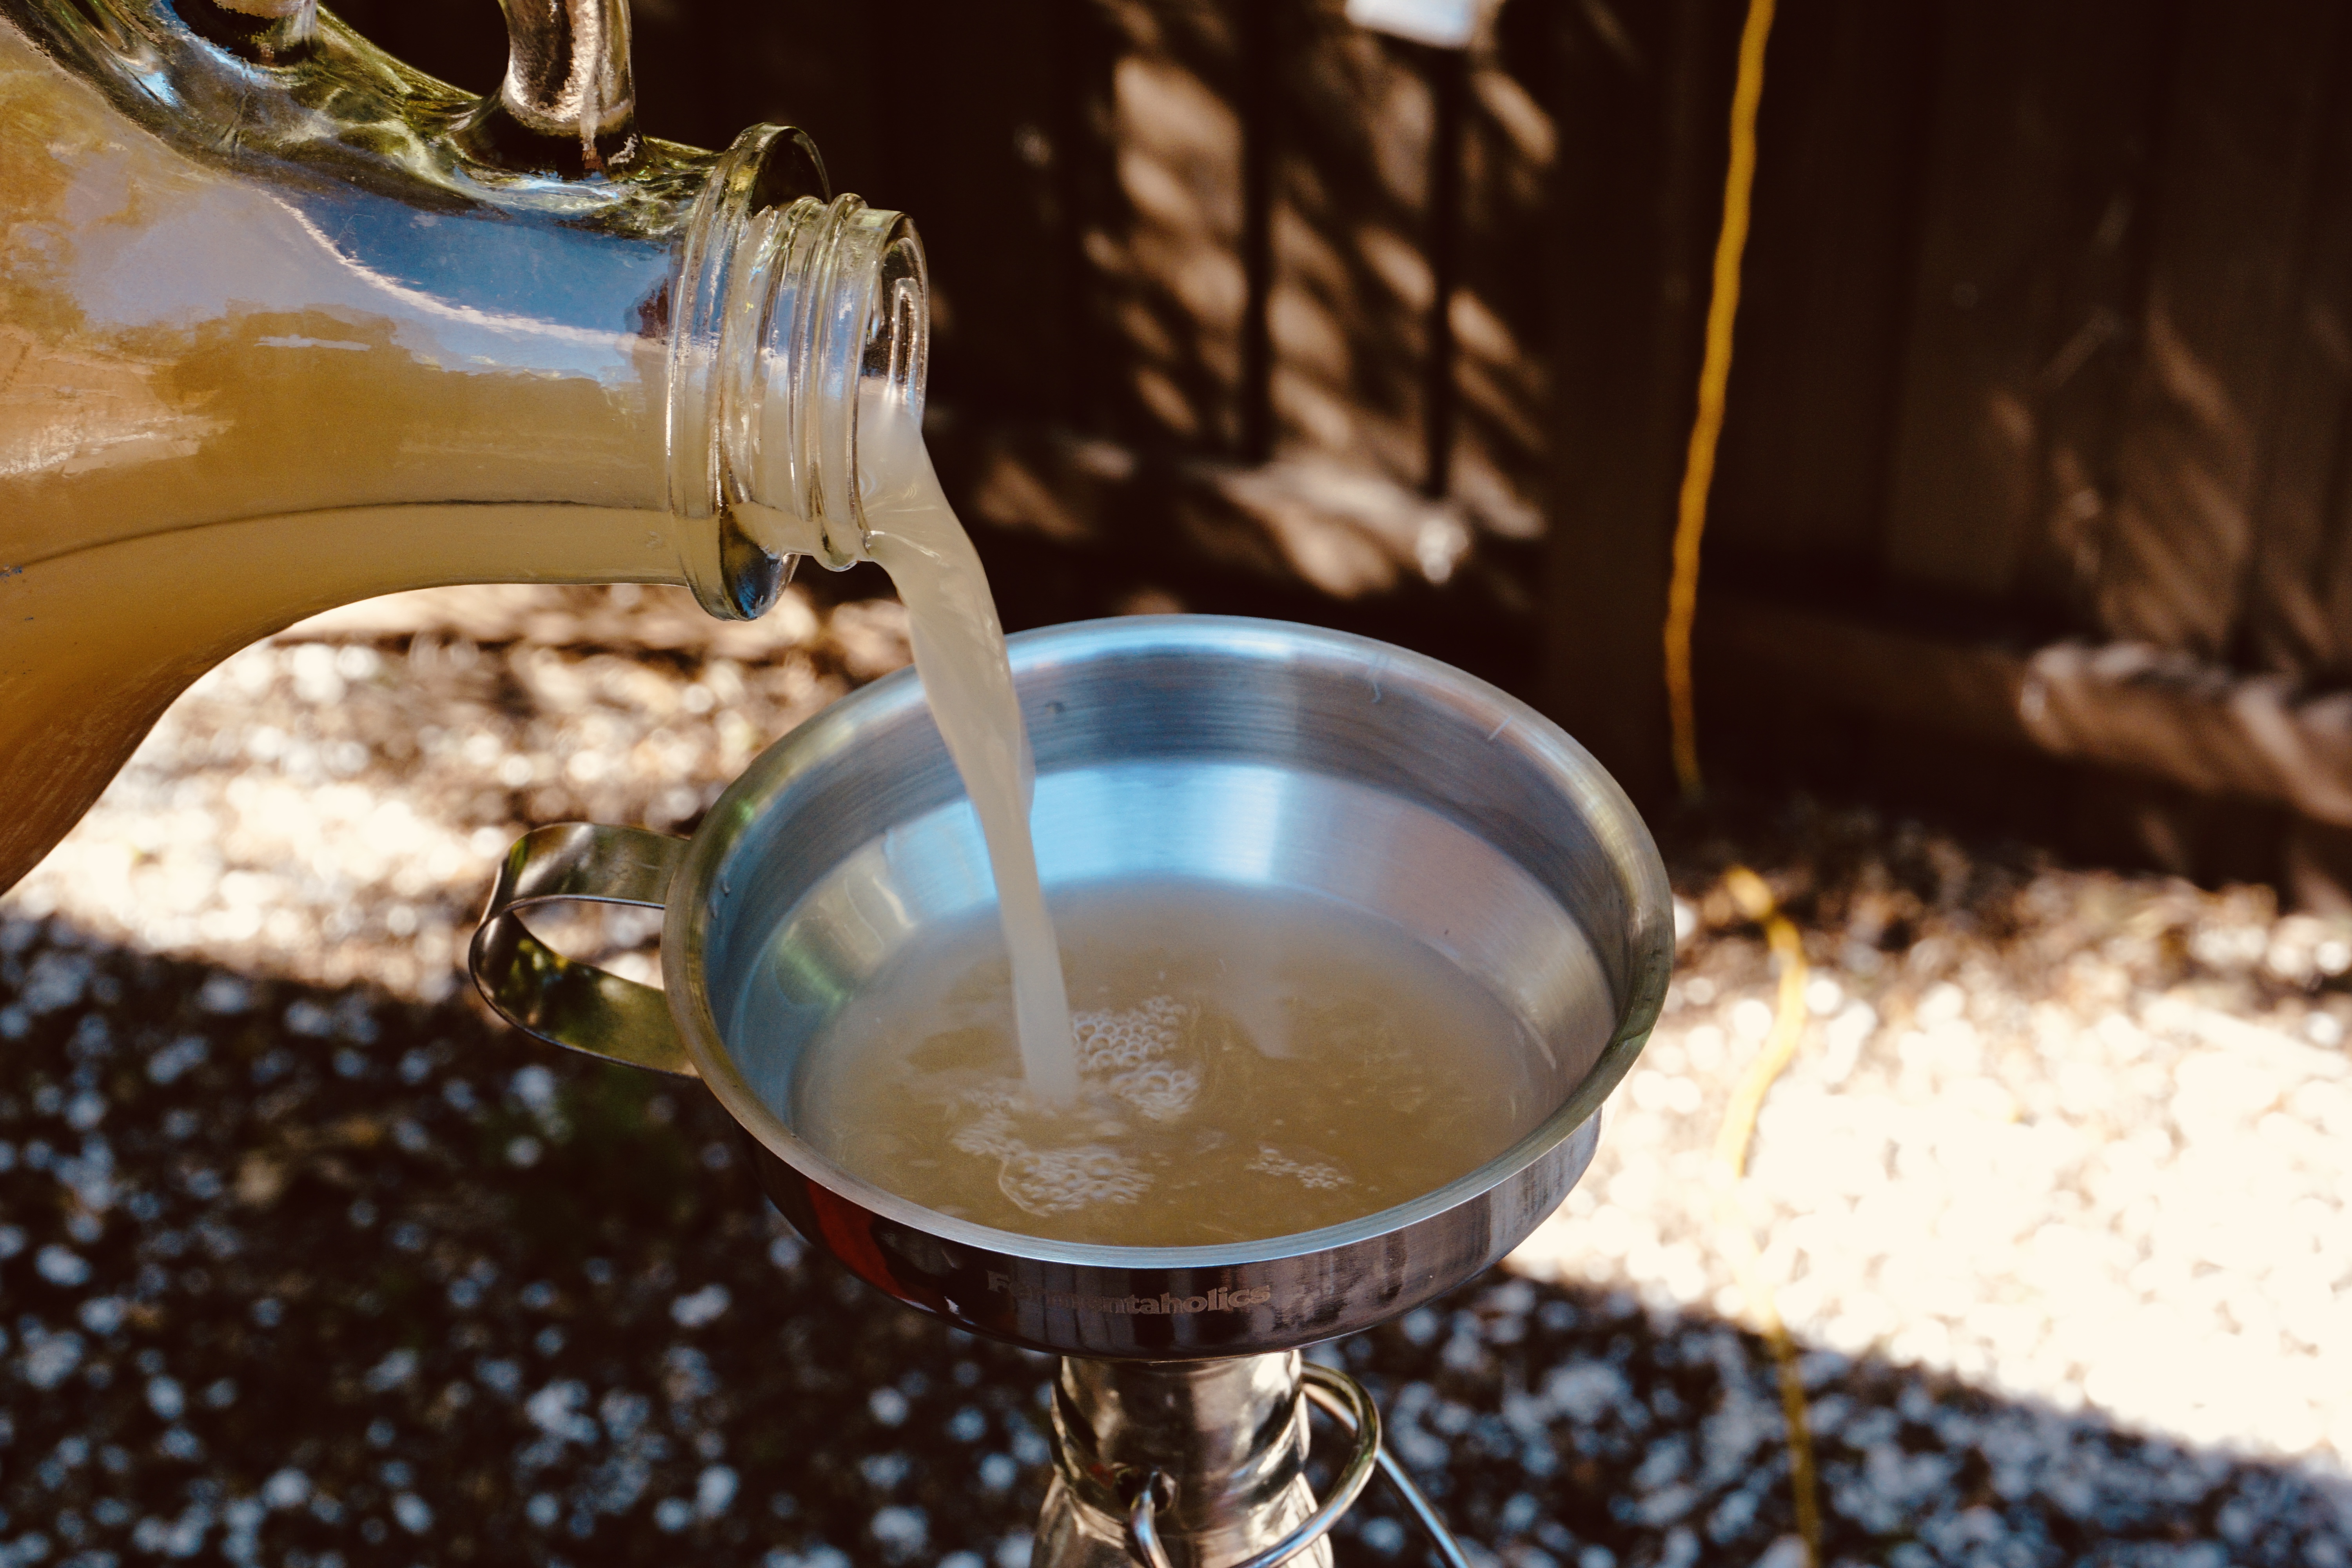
[780,880,1550,1248]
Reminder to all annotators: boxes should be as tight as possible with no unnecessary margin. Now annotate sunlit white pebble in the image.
[1886,1318,1953,1368]
[1916,981,1965,1025]
[362,1350,416,1393]
[871,1506,927,1554]
[671,1285,731,1328]
[37,1246,91,1287]
[1819,1004,1875,1084]
[1805,974,1844,1016]
[1654,1242,1708,1300]
[1630,1073,1694,1115]
[696,1465,739,1518]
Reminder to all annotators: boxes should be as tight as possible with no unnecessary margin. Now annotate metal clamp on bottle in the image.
[1121,1365,1472,1568]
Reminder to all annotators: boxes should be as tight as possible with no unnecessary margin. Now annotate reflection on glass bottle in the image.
[0,0,927,889]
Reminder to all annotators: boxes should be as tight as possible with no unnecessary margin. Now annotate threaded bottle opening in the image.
[666,122,927,617]
[746,193,929,571]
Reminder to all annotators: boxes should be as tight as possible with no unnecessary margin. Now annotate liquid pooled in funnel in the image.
[785,880,1552,1247]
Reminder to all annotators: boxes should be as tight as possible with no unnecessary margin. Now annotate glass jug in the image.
[0,0,926,891]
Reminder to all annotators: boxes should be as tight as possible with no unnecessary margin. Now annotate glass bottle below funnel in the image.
[0,0,923,892]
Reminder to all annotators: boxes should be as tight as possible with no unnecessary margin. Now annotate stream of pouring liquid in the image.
[830,407,1081,1100]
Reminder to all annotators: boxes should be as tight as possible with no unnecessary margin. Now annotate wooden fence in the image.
[343,0,2352,899]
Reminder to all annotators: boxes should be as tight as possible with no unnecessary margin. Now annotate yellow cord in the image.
[1661,5,1808,1547]
[1712,867,1822,1567]
[1664,0,1777,802]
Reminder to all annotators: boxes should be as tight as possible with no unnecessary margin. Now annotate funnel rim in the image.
[664,613,1670,1270]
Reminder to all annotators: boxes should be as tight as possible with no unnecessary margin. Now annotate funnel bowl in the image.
[636,616,1671,1357]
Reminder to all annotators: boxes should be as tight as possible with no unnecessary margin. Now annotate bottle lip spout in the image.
[667,121,929,619]
[750,193,930,570]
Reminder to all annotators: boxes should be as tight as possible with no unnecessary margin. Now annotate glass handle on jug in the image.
[468,823,697,1078]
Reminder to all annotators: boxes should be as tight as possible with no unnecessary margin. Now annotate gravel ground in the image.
[4,583,2350,1567]
[1519,827,2352,1466]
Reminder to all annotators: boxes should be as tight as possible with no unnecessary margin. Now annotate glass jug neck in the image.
[670,130,931,613]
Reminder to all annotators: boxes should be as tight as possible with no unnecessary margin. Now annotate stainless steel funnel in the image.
[470,613,1671,1563]
[468,621,1665,1354]
[474,614,1668,1352]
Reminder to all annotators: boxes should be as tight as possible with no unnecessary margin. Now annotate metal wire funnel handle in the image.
[470,822,698,1078]
[1123,1365,1472,1568]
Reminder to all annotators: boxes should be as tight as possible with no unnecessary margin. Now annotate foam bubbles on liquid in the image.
[1247,1146,1350,1191]
[1075,996,1201,1123]
[999,1145,1151,1216]
[940,997,1210,1216]
[1073,995,1184,1069]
